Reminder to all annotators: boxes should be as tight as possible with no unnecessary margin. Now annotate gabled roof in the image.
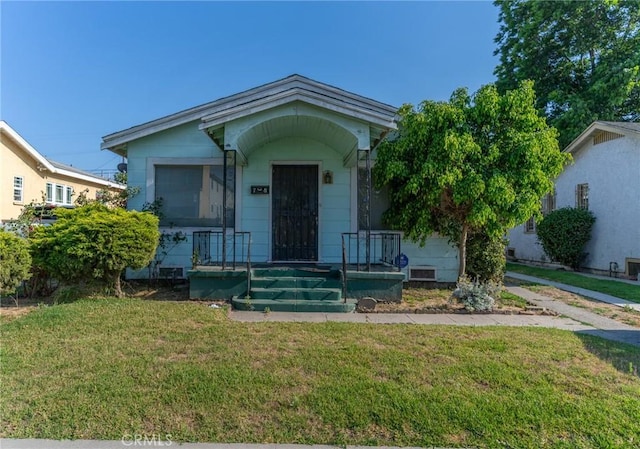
[0,120,124,189]
[565,120,640,154]
[101,74,398,153]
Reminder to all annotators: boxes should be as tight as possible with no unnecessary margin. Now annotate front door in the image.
[272,164,318,261]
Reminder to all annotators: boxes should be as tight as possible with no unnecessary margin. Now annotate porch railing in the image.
[341,232,402,272]
[192,231,251,271]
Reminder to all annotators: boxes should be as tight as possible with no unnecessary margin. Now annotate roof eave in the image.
[101,75,398,150]
[564,120,638,154]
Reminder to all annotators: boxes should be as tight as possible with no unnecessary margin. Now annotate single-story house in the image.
[101,75,460,308]
[1,120,125,224]
[507,121,640,279]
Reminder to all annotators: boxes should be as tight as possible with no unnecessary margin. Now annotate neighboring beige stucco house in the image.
[1,120,125,223]
[507,121,640,279]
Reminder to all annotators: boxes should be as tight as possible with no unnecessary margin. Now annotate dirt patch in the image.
[123,280,190,301]
[369,287,544,315]
[526,285,640,327]
[0,281,195,322]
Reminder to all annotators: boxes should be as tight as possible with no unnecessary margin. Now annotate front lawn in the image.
[507,262,640,303]
[1,299,639,448]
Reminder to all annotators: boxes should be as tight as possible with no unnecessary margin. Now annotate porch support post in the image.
[222,150,228,270]
[365,148,371,271]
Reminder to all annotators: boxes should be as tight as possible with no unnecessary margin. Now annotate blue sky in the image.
[1,1,501,173]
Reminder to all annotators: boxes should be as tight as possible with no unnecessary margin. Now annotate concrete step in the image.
[231,297,356,313]
[251,277,342,289]
[252,267,341,279]
[249,287,342,301]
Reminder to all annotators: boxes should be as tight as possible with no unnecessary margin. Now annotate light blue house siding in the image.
[103,75,460,283]
[241,137,349,263]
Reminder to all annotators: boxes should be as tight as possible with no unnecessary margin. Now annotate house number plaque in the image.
[251,185,269,194]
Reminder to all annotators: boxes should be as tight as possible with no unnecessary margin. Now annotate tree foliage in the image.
[0,230,32,296]
[494,0,640,148]
[29,203,160,297]
[536,207,596,270]
[374,81,569,276]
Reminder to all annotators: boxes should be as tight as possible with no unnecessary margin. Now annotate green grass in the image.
[2,299,640,448]
[507,262,640,303]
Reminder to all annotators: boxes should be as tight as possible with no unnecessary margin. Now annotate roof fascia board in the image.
[54,167,126,189]
[1,121,55,172]
[1,121,124,189]
[102,75,397,150]
[564,121,633,154]
[200,89,397,131]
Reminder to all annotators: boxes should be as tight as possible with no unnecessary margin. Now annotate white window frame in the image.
[65,186,73,205]
[45,182,73,205]
[13,176,24,202]
[46,182,53,203]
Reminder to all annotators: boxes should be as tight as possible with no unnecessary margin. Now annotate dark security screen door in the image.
[272,165,318,261]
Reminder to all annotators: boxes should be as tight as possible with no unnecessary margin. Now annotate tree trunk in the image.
[459,223,469,278]
[112,272,124,298]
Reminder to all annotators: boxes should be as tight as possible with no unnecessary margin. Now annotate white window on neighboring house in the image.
[46,182,53,203]
[55,185,64,204]
[45,182,73,205]
[576,183,589,210]
[13,176,24,202]
[65,186,73,205]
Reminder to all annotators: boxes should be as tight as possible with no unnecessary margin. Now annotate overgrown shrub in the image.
[466,232,507,284]
[452,275,499,312]
[536,207,596,270]
[0,230,32,296]
[29,203,160,298]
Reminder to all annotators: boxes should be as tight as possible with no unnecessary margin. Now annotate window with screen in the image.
[155,165,234,227]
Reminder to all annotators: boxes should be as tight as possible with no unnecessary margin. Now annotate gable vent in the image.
[594,131,623,145]
[409,266,437,281]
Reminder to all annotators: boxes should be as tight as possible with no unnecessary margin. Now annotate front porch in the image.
[187,230,405,312]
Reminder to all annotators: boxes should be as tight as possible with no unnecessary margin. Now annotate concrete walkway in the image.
[231,308,590,330]
[506,271,640,311]
[230,282,640,347]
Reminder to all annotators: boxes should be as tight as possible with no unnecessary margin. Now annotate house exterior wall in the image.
[126,120,460,282]
[1,131,119,223]
[241,136,348,262]
[507,132,640,275]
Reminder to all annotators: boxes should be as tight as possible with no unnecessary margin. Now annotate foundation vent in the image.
[408,266,437,281]
[158,267,185,279]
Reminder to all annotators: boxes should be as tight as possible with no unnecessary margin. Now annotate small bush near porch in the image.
[1,299,639,448]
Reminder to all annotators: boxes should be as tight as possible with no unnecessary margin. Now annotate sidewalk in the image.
[230,283,640,347]
[506,271,640,311]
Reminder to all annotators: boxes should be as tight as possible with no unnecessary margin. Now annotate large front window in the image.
[155,165,234,227]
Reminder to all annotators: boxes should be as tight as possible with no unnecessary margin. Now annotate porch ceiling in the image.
[236,115,358,161]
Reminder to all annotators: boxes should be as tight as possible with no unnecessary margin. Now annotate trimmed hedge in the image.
[536,207,596,270]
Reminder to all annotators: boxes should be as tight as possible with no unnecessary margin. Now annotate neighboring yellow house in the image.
[1,120,125,223]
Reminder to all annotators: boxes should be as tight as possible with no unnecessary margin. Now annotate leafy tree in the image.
[29,203,159,297]
[494,0,640,148]
[536,207,596,270]
[0,230,32,296]
[374,81,568,276]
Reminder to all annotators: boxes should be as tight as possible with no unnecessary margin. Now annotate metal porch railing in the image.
[341,232,402,271]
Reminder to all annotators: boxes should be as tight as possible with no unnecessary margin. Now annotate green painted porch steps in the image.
[231,267,356,313]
